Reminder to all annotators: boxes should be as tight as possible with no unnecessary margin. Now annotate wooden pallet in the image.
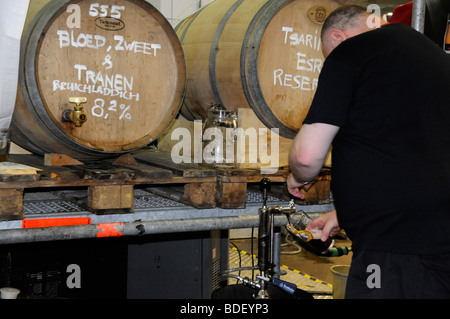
[119,150,329,209]
[0,149,330,220]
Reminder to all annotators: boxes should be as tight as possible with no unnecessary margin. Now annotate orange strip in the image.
[96,222,124,238]
[22,217,91,229]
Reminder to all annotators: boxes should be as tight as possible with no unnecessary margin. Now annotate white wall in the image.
[147,0,215,26]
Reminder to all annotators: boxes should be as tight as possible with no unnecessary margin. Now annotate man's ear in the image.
[328,29,347,45]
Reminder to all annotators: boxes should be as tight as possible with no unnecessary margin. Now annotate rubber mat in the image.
[228,246,332,297]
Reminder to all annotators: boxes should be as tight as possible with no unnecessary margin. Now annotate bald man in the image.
[287,5,450,299]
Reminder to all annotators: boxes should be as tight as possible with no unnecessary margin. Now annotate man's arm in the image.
[287,123,339,198]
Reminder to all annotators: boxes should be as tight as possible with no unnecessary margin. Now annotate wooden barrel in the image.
[176,0,344,138]
[12,0,186,159]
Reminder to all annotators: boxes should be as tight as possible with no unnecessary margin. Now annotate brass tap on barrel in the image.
[63,97,87,127]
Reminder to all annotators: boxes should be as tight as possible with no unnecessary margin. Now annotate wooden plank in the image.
[0,189,24,220]
[71,164,137,181]
[145,183,218,209]
[0,160,41,183]
[88,185,134,214]
[108,154,174,180]
[0,161,41,175]
[216,182,247,209]
[183,182,217,209]
[44,153,84,166]
[119,162,173,180]
[133,149,217,178]
[112,154,138,165]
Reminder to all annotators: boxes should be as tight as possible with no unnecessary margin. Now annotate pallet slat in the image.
[133,150,217,178]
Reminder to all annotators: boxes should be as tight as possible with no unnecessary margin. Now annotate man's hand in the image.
[286,173,314,199]
[305,210,341,242]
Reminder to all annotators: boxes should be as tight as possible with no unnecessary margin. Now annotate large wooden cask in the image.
[12,0,186,159]
[176,0,344,139]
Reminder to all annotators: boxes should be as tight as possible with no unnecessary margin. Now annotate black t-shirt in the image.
[304,23,450,254]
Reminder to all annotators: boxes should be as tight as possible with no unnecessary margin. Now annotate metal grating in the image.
[133,189,188,208]
[22,189,188,215]
[133,196,188,208]
[210,257,222,295]
[246,190,282,203]
[23,200,85,215]
[21,189,281,215]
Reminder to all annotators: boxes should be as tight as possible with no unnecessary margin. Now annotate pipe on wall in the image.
[411,0,426,33]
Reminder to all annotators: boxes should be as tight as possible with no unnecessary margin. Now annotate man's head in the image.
[321,5,372,57]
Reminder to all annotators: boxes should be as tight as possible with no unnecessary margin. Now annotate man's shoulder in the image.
[329,23,424,63]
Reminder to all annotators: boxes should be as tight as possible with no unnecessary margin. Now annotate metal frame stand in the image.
[412,0,426,33]
[216,178,312,299]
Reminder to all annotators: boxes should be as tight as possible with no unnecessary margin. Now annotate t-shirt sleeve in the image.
[303,55,355,127]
